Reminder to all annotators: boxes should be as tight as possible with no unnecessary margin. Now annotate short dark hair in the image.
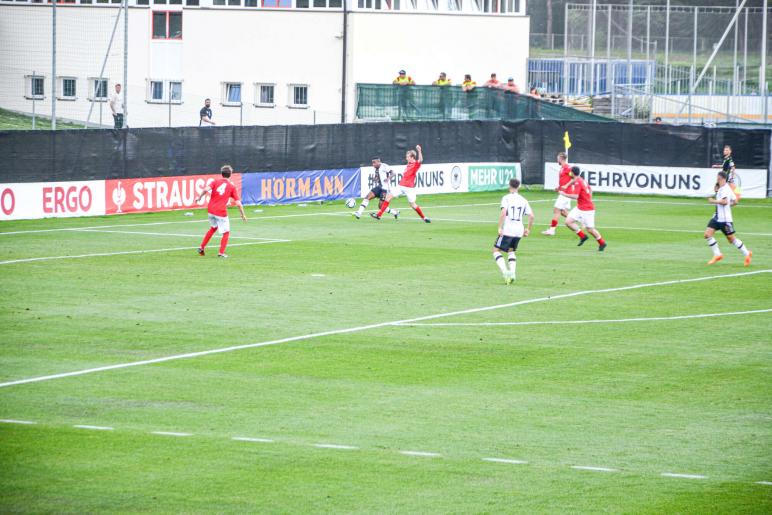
[205,98,211,102]
[571,166,581,176]
[509,178,520,189]
[717,171,729,181]
[221,164,233,177]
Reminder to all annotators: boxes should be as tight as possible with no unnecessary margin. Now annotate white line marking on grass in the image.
[0,270,768,389]
[314,443,358,450]
[75,228,280,241]
[661,472,708,480]
[595,199,772,209]
[310,274,326,277]
[151,431,192,437]
[571,466,619,473]
[73,424,113,431]
[0,240,289,266]
[482,457,529,465]
[399,450,442,457]
[756,481,772,486]
[232,436,274,443]
[397,309,772,327]
[0,419,36,425]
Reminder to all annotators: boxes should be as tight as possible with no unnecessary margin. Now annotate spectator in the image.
[200,98,215,126]
[109,83,124,129]
[392,70,415,86]
[529,87,541,99]
[432,72,452,86]
[462,74,477,92]
[501,77,520,94]
[483,73,500,88]
[654,116,663,124]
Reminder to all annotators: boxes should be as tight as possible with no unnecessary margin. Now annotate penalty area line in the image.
[395,309,772,327]
[0,269,768,389]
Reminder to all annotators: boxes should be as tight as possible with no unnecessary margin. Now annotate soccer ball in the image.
[345,198,357,208]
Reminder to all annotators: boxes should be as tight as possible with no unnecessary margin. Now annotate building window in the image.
[245,0,257,5]
[255,83,275,107]
[222,82,242,106]
[59,77,77,100]
[152,11,182,40]
[185,0,199,5]
[25,75,45,100]
[136,0,149,4]
[169,0,182,4]
[262,0,291,7]
[147,80,183,103]
[153,0,166,3]
[289,84,308,108]
[88,78,108,101]
[170,81,182,102]
[150,80,164,101]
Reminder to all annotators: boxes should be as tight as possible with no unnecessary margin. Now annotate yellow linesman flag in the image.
[563,130,572,151]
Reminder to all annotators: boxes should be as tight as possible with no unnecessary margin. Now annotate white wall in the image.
[0,5,530,128]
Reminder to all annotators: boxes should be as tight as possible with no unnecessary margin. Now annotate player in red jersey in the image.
[562,166,607,251]
[195,165,247,258]
[542,152,573,236]
[371,144,431,223]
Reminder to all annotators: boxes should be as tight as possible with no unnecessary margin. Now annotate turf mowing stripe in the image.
[0,269,768,389]
[73,425,114,431]
[0,419,36,425]
[151,431,192,437]
[482,458,529,465]
[232,437,274,443]
[0,240,290,265]
[398,309,772,327]
[661,473,708,480]
[313,444,359,450]
[399,451,442,457]
[571,466,619,473]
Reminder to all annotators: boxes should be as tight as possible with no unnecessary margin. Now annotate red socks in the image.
[201,227,216,249]
[597,238,605,246]
[550,219,558,228]
[577,230,587,239]
[413,205,426,219]
[219,232,230,255]
[376,201,390,217]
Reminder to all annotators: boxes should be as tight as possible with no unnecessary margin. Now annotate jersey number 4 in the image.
[216,183,228,196]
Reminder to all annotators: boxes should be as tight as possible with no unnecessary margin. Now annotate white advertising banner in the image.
[0,180,106,221]
[544,163,768,199]
[359,162,521,197]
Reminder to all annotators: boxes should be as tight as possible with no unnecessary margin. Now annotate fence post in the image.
[51,1,56,131]
[665,0,670,94]
[32,70,37,130]
[123,0,128,128]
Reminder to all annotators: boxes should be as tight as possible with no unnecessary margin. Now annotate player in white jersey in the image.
[492,178,534,284]
[704,171,752,266]
[352,158,399,220]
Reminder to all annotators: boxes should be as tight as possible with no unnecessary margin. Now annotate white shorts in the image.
[568,207,595,228]
[390,185,417,203]
[208,214,230,234]
[554,194,572,211]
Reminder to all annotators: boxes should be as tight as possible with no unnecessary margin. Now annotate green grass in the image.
[0,107,84,130]
[0,190,770,513]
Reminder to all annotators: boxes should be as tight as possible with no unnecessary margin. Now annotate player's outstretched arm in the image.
[524,212,535,236]
[196,186,212,204]
[237,201,247,222]
[497,208,506,236]
[416,145,423,163]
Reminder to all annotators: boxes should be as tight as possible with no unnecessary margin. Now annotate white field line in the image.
[73,424,113,431]
[571,466,619,473]
[75,228,281,241]
[0,240,289,266]
[151,431,192,437]
[482,457,529,465]
[0,269,768,389]
[0,419,36,425]
[232,436,274,443]
[661,472,708,480]
[756,481,772,486]
[399,450,442,457]
[595,199,772,209]
[396,309,772,327]
[313,443,359,450]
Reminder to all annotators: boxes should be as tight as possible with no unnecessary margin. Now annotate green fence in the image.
[355,84,609,122]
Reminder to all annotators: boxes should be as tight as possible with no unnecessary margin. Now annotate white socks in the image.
[508,252,517,276]
[356,199,369,215]
[733,238,750,256]
[707,237,721,256]
[493,252,507,273]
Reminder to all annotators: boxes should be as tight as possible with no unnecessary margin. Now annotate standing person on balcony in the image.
[501,78,520,94]
[200,98,216,127]
[483,73,502,118]
[109,83,124,129]
[392,69,416,121]
[432,72,452,120]
[483,73,500,88]
[462,74,478,119]
[462,74,477,92]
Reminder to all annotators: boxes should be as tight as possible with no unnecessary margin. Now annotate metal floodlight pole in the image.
[51,1,56,131]
[340,0,348,123]
[733,0,739,97]
[85,8,123,127]
[665,0,670,94]
[762,0,768,122]
[123,0,128,128]
[626,0,632,89]
[32,70,36,130]
[606,4,612,61]
[743,6,748,88]
[691,0,747,94]
[646,6,651,63]
[563,2,569,102]
[590,0,597,96]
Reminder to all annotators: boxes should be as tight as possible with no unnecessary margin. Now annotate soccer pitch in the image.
[0,190,770,513]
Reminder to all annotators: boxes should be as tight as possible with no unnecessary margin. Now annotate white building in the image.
[0,0,529,128]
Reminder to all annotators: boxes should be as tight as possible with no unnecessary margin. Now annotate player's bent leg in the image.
[543,207,561,235]
[219,231,230,257]
[199,225,217,255]
[588,227,606,251]
[705,227,723,264]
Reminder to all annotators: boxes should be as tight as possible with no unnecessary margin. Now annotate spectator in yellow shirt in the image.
[432,72,452,86]
[462,74,477,92]
[393,70,415,86]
